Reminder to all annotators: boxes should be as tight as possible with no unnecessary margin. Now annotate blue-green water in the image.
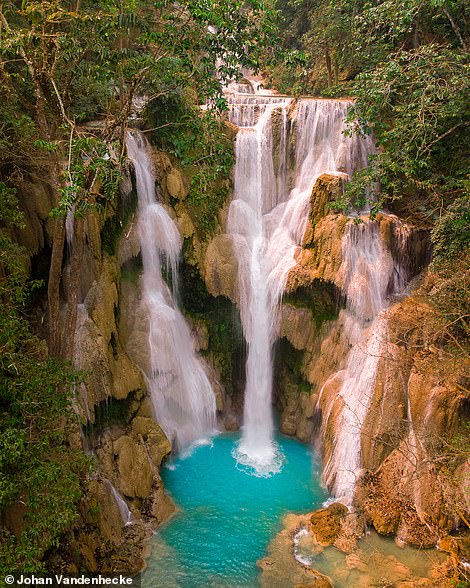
[143,432,327,588]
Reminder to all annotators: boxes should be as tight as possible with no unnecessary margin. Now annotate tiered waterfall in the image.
[226,81,373,475]
[126,132,216,451]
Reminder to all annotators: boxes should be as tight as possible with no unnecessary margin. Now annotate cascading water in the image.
[226,85,373,475]
[105,479,133,526]
[319,221,406,504]
[126,132,216,451]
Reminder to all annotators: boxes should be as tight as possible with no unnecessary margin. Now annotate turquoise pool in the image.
[143,432,327,587]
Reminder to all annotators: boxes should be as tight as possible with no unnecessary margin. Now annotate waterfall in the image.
[126,132,216,451]
[227,84,373,475]
[319,221,405,504]
[105,479,133,526]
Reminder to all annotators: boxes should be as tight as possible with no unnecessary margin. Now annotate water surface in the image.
[143,432,327,587]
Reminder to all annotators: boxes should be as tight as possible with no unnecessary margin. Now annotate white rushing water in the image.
[126,132,216,451]
[319,221,406,504]
[226,82,373,475]
[106,479,133,526]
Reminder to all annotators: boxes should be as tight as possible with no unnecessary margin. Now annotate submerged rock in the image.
[258,513,334,588]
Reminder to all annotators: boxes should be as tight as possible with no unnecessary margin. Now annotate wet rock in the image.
[224,411,240,431]
[117,221,141,265]
[309,503,349,545]
[166,168,188,200]
[74,258,145,418]
[190,317,209,351]
[286,214,348,294]
[113,435,153,499]
[175,202,195,237]
[308,173,348,237]
[204,233,240,301]
[145,473,176,524]
[81,479,124,546]
[334,512,365,553]
[131,416,171,467]
[280,304,317,351]
[259,514,334,588]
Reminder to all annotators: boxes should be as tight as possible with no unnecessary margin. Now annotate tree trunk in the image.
[412,20,419,49]
[47,215,66,357]
[63,215,85,361]
[325,46,333,87]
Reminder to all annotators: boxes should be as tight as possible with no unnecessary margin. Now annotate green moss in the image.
[120,258,143,286]
[101,176,138,256]
[275,338,312,395]
[283,281,341,329]
[84,394,139,434]
[178,257,243,392]
[146,96,235,240]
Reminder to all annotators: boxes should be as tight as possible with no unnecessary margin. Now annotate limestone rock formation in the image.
[204,233,240,301]
[271,173,466,549]
[131,416,172,466]
[309,503,349,546]
[113,435,154,499]
[259,514,334,588]
[166,168,188,200]
[74,257,145,420]
[81,479,124,546]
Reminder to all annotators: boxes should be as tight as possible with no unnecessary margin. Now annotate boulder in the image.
[175,202,195,237]
[307,173,348,238]
[204,233,240,301]
[166,168,188,200]
[309,503,349,545]
[286,213,348,294]
[113,435,153,498]
[131,416,172,466]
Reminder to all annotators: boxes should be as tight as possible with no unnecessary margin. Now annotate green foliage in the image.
[0,195,89,573]
[431,198,470,265]
[148,98,235,238]
[427,250,469,346]
[272,0,469,95]
[347,45,469,217]
[53,136,123,219]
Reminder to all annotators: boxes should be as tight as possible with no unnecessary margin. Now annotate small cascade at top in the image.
[126,131,216,451]
[225,79,373,475]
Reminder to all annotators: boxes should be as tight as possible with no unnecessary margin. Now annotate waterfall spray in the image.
[226,83,373,475]
[319,221,407,504]
[126,131,216,451]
